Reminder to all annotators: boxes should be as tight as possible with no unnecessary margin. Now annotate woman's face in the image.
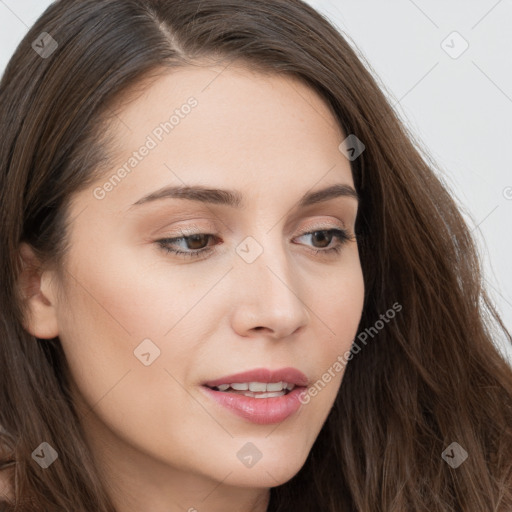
[30,64,364,507]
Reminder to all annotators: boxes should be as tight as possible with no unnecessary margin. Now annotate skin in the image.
[19,63,365,512]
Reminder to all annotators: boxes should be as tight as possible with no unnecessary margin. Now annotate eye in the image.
[294,228,354,256]
[157,232,218,259]
[156,227,355,259]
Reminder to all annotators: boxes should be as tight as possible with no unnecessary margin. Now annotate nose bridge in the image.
[240,233,291,294]
[230,229,310,336]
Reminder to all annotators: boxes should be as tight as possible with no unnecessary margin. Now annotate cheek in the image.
[54,240,221,408]
[53,248,171,417]
[58,240,190,341]
[305,261,364,393]
[55,260,206,461]
[318,259,365,348]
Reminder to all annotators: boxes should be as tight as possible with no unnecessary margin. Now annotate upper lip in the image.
[203,367,309,388]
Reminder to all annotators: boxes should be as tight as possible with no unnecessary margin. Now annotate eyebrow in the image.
[130,182,359,210]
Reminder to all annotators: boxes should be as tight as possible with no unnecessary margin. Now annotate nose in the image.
[229,238,311,340]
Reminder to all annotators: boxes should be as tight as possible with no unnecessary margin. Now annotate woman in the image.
[1,0,511,510]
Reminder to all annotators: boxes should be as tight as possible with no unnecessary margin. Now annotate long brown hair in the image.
[1,1,511,510]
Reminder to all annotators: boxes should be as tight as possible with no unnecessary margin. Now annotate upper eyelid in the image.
[161,227,350,244]
[163,219,350,236]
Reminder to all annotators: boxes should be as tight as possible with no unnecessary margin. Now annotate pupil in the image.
[313,231,331,248]
[188,234,207,250]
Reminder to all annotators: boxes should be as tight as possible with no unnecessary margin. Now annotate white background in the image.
[1,0,511,364]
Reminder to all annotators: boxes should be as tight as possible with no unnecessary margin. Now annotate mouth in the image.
[204,381,297,398]
[202,366,309,390]
[199,367,309,424]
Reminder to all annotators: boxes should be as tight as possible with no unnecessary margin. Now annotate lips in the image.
[202,367,309,388]
[200,367,309,424]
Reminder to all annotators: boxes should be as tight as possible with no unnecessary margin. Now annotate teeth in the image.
[213,381,296,392]
[238,391,286,398]
[253,391,285,398]
[266,381,284,392]
[231,383,249,391]
[248,382,267,392]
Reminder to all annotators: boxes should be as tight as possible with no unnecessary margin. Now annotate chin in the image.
[217,448,309,488]
[226,465,303,489]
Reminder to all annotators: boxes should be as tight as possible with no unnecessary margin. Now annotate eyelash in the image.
[156,227,354,260]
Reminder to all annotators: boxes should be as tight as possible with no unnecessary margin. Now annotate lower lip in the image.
[200,385,306,425]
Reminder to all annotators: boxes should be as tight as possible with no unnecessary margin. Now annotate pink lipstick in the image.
[200,367,309,425]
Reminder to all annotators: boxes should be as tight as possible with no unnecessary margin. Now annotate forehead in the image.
[76,63,354,216]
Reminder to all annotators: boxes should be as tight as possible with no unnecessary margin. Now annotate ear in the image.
[17,242,60,339]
